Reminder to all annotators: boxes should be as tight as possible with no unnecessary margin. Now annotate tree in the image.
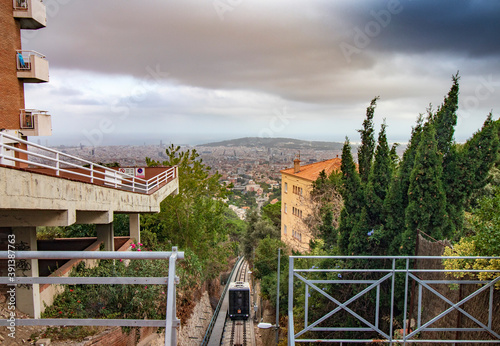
[304,170,343,245]
[262,201,281,232]
[357,97,379,184]
[383,115,424,254]
[443,186,500,288]
[366,121,392,228]
[401,123,448,255]
[142,145,231,278]
[242,209,280,261]
[319,209,336,250]
[338,138,365,254]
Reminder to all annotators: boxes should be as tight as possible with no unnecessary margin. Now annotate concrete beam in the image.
[0,165,179,214]
[96,223,114,251]
[76,210,113,225]
[0,209,75,227]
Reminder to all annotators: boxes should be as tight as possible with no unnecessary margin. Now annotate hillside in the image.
[199,137,345,150]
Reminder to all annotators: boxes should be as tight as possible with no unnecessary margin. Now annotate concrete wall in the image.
[177,291,212,345]
[0,165,179,227]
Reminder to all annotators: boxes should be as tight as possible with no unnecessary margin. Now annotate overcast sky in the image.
[23,0,500,147]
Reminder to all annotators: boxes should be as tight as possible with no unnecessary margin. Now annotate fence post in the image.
[288,256,294,346]
[90,164,94,183]
[165,247,180,346]
[55,152,60,176]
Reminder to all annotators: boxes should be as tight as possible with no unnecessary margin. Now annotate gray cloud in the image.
[21,0,500,146]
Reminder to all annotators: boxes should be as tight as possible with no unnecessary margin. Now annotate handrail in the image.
[13,0,28,10]
[19,109,49,129]
[0,248,183,346]
[0,131,176,194]
[287,255,500,345]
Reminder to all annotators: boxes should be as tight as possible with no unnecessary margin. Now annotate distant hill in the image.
[199,137,345,150]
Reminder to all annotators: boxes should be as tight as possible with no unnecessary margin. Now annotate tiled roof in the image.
[280,158,342,181]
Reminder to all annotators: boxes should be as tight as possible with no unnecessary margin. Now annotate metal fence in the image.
[0,131,176,194]
[288,255,500,344]
[0,248,184,346]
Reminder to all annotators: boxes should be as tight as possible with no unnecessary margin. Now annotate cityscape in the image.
[1,0,499,345]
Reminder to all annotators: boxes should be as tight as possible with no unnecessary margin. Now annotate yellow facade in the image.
[280,158,341,253]
[281,172,312,252]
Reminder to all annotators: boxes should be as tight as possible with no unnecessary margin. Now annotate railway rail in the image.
[203,257,255,346]
[224,261,252,346]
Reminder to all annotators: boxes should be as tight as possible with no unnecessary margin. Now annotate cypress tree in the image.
[432,73,459,157]
[366,121,392,228]
[383,116,424,254]
[319,209,336,250]
[458,114,500,199]
[431,74,460,235]
[401,123,447,255]
[357,97,378,184]
[337,138,364,254]
[348,207,371,255]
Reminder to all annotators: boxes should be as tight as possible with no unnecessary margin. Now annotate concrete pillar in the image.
[12,227,40,318]
[96,223,114,251]
[129,213,140,244]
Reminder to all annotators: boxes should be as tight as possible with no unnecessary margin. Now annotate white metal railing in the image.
[19,109,48,129]
[13,0,28,10]
[16,50,46,70]
[0,248,183,346]
[288,255,500,344]
[0,131,177,194]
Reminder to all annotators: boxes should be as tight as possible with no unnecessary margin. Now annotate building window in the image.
[284,203,287,214]
[285,182,288,193]
[292,185,303,196]
[292,207,303,218]
[284,225,287,235]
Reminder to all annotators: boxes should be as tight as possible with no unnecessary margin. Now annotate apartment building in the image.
[1,0,50,166]
[280,157,341,252]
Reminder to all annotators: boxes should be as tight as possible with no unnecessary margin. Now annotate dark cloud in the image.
[21,0,500,146]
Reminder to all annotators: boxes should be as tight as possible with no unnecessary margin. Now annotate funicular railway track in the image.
[225,260,251,346]
[203,258,254,346]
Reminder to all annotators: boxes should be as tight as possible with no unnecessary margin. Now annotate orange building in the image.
[1,0,50,166]
[280,157,341,252]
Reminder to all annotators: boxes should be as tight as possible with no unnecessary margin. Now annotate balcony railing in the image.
[0,131,177,194]
[13,0,47,29]
[13,0,28,10]
[19,109,47,129]
[18,109,52,136]
[16,50,49,82]
[16,50,44,70]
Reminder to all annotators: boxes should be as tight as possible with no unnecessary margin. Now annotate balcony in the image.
[19,109,52,136]
[16,50,49,83]
[13,0,47,29]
